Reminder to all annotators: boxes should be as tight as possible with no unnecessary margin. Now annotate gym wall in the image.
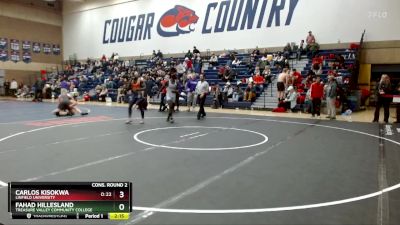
[0,0,62,85]
[62,0,400,62]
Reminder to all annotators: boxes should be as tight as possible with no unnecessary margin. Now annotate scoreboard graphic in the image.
[8,182,132,220]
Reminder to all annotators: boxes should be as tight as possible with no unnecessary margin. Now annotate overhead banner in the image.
[10,51,20,63]
[22,52,32,63]
[10,39,20,51]
[43,43,51,54]
[0,50,8,62]
[22,41,31,52]
[53,44,61,55]
[32,42,41,53]
[63,0,400,59]
[0,38,7,50]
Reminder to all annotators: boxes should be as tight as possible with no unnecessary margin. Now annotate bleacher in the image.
[75,48,357,110]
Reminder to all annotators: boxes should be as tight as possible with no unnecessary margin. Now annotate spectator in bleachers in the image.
[98,85,108,102]
[283,86,298,112]
[193,46,200,57]
[176,61,186,77]
[184,57,193,72]
[306,31,316,46]
[193,55,202,74]
[16,85,30,98]
[185,50,193,59]
[253,72,265,92]
[257,56,268,74]
[60,79,69,90]
[283,43,292,59]
[210,82,221,108]
[335,54,345,69]
[244,82,256,102]
[113,53,120,61]
[308,41,320,58]
[156,50,163,59]
[232,57,241,67]
[292,69,302,89]
[263,66,272,84]
[275,52,285,69]
[310,76,324,118]
[227,51,236,66]
[10,79,18,97]
[209,53,218,67]
[373,74,392,123]
[222,82,234,102]
[218,66,226,80]
[327,69,338,77]
[222,66,236,82]
[325,75,338,120]
[312,63,323,76]
[117,85,126,104]
[101,54,107,62]
[277,68,289,101]
[168,57,176,67]
[297,40,305,60]
[186,73,198,112]
[304,73,314,90]
[251,47,260,57]
[233,83,244,102]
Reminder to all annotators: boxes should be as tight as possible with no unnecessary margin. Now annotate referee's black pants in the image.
[197,94,206,118]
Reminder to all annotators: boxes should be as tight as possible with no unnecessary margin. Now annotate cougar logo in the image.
[157,5,199,37]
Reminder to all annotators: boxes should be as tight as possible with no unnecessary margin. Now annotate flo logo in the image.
[157,5,199,37]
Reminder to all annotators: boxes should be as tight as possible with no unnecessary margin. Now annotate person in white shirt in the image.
[10,79,18,97]
[166,68,178,123]
[231,57,241,67]
[283,86,298,112]
[209,54,218,67]
[195,74,209,120]
[176,61,186,75]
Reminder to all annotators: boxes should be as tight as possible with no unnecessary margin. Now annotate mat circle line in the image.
[133,126,269,151]
[0,116,399,213]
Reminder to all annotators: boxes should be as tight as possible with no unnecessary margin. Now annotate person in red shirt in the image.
[292,69,302,88]
[185,58,193,72]
[327,69,338,77]
[218,66,226,79]
[159,76,168,112]
[310,76,324,118]
[253,72,265,91]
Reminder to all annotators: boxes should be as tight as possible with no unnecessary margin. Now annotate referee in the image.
[195,73,209,120]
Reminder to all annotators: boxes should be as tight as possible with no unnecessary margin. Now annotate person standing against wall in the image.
[395,81,400,123]
[3,80,10,96]
[326,75,338,120]
[196,73,209,120]
[10,79,18,97]
[373,74,392,123]
[33,77,45,102]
